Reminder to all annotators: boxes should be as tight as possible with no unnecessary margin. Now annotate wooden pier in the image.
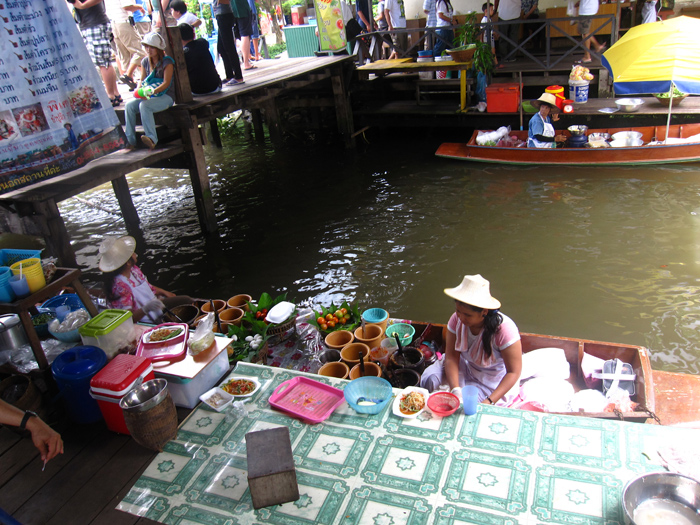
[0,51,356,268]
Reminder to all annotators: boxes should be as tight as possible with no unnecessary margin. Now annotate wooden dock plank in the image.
[651,370,700,427]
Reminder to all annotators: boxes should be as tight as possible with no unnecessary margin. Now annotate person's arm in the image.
[151,61,174,95]
[192,18,202,28]
[384,0,394,30]
[437,8,453,23]
[0,400,63,463]
[444,329,461,391]
[152,284,176,298]
[484,340,522,404]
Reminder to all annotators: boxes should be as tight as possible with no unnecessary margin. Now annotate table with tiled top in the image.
[117,362,688,525]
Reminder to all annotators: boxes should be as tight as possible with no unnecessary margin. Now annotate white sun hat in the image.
[98,235,136,272]
[141,32,167,50]
[444,274,501,310]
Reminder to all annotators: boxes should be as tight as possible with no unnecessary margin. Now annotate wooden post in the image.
[167,27,194,104]
[111,175,140,227]
[330,65,355,149]
[261,100,283,146]
[251,109,265,143]
[182,114,218,233]
[209,120,222,148]
[31,200,77,267]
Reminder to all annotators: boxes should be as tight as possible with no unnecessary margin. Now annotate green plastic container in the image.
[79,309,133,359]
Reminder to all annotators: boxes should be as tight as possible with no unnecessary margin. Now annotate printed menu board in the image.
[0,0,126,195]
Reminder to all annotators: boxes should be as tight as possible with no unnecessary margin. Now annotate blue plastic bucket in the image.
[417,50,433,58]
[51,346,107,424]
[569,80,589,103]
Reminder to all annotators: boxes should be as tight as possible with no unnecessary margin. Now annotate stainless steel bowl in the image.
[622,472,700,525]
[588,132,611,141]
[612,131,643,141]
[610,138,644,148]
[615,98,644,112]
[568,125,588,136]
[120,378,169,412]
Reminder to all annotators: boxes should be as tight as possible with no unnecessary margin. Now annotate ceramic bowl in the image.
[219,307,244,325]
[349,361,382,380]
[340,342,371,366]
[227,294,252,310]
[318,361,349,379]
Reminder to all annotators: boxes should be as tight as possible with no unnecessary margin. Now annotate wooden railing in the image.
[351,13,618,71]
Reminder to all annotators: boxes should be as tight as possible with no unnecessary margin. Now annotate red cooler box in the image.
[89,354,154,434]
[486,82,521,113]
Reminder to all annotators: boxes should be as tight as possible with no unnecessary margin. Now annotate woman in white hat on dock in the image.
[420,274,522,407]
[99,235,192,323]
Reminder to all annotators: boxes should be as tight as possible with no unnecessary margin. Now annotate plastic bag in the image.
[566,0,578,17]
[49,308,89,332]
[187,312,216,355]
[476,71,487,103]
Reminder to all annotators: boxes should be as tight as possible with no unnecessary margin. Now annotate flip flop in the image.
[582,58,592,63]
[244,65,257,70]
[597,42,607,53]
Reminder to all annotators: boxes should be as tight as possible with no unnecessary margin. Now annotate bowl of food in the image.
[654,87,688,107]
[344,376,393,414]
[615,98,644,112]
[621,472,700,525]
[32,308,56,338]
[568,125,588,136]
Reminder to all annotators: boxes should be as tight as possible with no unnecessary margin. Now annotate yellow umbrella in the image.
[602,16,700,96]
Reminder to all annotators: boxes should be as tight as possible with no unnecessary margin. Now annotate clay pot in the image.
[319,349,341,364]
[318,361,349,379]
[354,324,383,350]
[325,329,354,349]
[389,347,426,374]
[349,361,382,379]
[227,294,252,310]
[340,342,371,367]
[219,307,244,326]
[389,368,421,388]
[163,304,199,327]
[201,300,226,314]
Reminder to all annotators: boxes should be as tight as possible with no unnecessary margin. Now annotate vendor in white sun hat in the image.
[528,93,567,148]
[99,235,192,323]
[420,274,522,407]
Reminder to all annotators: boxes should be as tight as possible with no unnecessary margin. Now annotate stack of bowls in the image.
[10,258,46,294]
[0,267,15,303]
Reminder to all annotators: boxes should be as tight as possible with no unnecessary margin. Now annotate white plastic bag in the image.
[187,312,216,355]
[566,0,578,17]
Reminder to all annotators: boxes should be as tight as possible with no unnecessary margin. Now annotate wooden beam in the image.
[261,100,283,146]
[330,67,355,149]
[181,114,218,233]
[31,200,77,267]
[209,120,222,148]
[251,109,265,143]
[111,175,140,228]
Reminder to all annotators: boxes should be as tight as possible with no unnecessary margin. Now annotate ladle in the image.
[163,306,185,324]
[358,347,366,377]
[394,333,405,367]
[210,299,222,333]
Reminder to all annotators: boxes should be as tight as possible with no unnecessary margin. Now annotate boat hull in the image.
[436,124,700,166]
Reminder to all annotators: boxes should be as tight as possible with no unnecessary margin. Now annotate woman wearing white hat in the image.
[420,274,522,407]
[99,236,191,322]
[124,32,175,150]
[528,93,567,148]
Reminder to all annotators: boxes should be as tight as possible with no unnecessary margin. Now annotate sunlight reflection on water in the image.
[57,134,700,374]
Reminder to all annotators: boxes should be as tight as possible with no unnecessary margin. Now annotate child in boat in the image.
[124,32,175,150]
[420,274,523,406]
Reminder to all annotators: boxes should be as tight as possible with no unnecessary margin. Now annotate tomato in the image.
[325,314,334,321]
[332,316,339,323]
[320,323,328,330]
[334,310,343,319]
[339,317,347,325]
[340,308,347,315]
[317,317,325,325]
[344,314,351,321]
[327,320,336,328]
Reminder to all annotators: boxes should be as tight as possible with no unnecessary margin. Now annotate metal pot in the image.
[0,314,29,350]
[621,472,700,524]
[119,379,170,412]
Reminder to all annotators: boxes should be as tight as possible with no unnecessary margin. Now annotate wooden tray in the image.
[268,377,345,424]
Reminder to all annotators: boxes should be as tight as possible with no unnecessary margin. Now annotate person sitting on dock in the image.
[179,24,222,95]
[527,93,566,148]
[420,274,522,407]
[124,32,175,150]
[170,0,202,28]
[99,235,193,323]
[0,399,63,466]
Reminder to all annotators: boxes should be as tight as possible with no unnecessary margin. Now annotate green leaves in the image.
[309,301,362,333]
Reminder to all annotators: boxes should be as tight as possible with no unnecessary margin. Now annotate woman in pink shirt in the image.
[420,274,523,406]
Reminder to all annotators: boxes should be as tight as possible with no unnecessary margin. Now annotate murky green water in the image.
[59,128,700,375]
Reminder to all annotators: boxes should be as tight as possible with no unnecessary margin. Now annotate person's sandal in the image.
[140,136,156,150]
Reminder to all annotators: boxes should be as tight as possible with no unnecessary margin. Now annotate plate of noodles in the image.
[392,386,429,419]
[219,376,261,398]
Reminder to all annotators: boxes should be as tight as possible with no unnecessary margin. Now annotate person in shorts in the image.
[577,0,606,62]
[72,0,121,106]
[231,0,255,71]
[384,0,406,59]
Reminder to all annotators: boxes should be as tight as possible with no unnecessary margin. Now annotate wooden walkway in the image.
[1,368,698,525]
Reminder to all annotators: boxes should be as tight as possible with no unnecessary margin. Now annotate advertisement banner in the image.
[314,0,347,52]
[0,0,126,196]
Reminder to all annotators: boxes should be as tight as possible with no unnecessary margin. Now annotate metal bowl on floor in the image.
[568,125,588,136]
[621,472,700,525]
[615,98,644,112]
[588,132,611,141]
[610,138,644,148]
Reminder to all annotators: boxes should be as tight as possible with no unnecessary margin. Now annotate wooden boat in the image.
[408,321,700,425]
[436,124,700,166]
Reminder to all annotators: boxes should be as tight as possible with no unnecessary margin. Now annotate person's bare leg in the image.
[242,36,252,69]
[582,33,592,61]
[253,37,261,60]
[100,65,119,98]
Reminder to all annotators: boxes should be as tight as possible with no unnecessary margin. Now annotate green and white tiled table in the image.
[118,363,688,524]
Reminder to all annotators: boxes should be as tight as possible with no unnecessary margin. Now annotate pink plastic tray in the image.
[136,323,188,362]
[268,377,345,424]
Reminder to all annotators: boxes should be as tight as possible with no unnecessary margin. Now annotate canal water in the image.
[58,128,700,375]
